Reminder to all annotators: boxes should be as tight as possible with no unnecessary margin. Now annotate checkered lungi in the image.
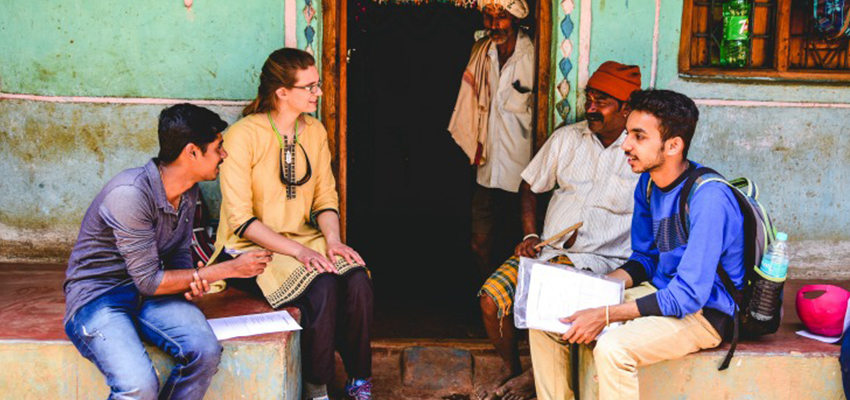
[479,254,574,319]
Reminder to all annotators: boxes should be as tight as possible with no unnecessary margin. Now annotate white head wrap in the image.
[478,0,529,19]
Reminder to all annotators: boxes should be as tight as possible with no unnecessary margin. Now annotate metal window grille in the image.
[788,1,850,70]
[690,0,777,68]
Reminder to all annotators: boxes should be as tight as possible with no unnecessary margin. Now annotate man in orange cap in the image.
[476,61,642,400]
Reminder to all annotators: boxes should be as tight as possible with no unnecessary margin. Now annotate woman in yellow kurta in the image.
[211,48,373,400]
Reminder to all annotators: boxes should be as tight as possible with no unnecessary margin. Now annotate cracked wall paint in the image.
[0,0,322,100]
[1,0,849,263]
[551,0,850,249]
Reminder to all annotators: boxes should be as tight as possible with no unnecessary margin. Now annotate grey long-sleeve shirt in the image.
[63,159,198,325]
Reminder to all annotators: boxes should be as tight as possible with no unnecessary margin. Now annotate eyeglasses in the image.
[292,81,323,94]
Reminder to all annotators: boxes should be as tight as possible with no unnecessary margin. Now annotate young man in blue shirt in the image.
[528,89,746,400]
[64,104,273,400]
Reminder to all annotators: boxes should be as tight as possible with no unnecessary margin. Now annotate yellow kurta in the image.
[211,113,362,308]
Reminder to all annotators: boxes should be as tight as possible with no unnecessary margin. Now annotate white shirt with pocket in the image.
[476,30,535,193]
[521,121,638,275]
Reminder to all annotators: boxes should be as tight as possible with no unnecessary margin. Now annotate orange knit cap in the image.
[586,61,642,101]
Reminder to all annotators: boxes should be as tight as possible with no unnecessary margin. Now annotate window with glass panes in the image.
[679,0,850,81]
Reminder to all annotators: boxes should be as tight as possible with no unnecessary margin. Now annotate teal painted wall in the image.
[552,0,850,253]
[1,0,848,269]
[0,0,308,99]
[0,0,320,260]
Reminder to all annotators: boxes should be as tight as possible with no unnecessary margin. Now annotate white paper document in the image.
[208,310,302,340]
[795,298,850,344]
[525,262,624,335]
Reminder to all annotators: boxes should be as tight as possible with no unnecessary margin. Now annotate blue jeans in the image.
[65,283,222,400]
[841,332,850,396]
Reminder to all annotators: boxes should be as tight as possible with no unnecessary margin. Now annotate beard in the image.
[630,145,666,173]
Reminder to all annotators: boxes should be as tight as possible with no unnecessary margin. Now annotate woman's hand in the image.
[296,245,338,274]
[326,240,366,267]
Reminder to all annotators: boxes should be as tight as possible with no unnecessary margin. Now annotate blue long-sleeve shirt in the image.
[620,162,745,320]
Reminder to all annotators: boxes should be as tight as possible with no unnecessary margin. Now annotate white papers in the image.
[795,298,850,343]
[525,262,624,334]
[208,310,301,340]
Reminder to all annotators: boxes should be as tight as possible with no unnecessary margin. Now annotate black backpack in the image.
[647,167,783,371]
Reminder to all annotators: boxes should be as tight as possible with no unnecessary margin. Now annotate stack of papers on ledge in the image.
[208,310,302,340]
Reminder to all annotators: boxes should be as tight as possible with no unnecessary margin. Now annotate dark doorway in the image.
[346,1,486,338]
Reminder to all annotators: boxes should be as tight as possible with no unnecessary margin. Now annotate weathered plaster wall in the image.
[0,100,241,260]
[552,0,850,274]
[0,0,321,99]
[2,0,848,274]
[0,0,319,262]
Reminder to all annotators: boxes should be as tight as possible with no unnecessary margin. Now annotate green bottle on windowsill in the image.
[719,0,751,68]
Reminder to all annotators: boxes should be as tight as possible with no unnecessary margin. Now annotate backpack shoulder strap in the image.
[678,167,726,238]
[679,167,747,371]
[679,167,742,303]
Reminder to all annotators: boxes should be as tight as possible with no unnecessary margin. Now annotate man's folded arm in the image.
[100,187,165,296]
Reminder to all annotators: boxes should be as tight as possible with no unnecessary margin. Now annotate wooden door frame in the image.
[321,0,552,239]
[321,0,349,240]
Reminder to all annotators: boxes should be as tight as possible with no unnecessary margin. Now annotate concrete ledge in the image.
[577,344,843,400]
[0,262,301,400]
[573,278,849,400]
[0,338,300,400]
[790,240,850,280]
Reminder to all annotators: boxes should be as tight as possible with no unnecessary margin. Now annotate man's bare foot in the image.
[474,370,512,400]
[495,368,535,400]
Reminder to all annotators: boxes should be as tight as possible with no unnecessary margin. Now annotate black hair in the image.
[628,89,699,158]
[157,103,228,164]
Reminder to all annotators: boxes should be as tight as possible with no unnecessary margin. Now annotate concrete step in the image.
[577,341,843,400]
[0,263,301,400]
[341,280,849,400]
[332,339,530,400]
[3,262,849,400]
[571,278,848,399]
[1,337,300,400]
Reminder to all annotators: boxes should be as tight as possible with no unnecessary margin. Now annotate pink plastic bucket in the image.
[796,284,850,337]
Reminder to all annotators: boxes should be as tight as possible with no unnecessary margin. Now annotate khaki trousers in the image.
[529,283,722,400]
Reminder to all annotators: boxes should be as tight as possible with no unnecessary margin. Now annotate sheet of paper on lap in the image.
[525,262,624,335]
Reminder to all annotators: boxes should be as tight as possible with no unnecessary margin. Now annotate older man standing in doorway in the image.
[449,0,535,287]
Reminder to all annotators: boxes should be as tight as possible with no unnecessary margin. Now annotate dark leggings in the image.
[292,269,373,385]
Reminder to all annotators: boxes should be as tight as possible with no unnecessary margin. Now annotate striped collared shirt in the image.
[520,121,638,275]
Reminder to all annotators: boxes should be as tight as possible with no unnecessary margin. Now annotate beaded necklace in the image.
[268,112,312,199]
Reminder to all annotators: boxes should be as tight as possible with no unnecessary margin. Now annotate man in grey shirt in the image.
[64,103,272,400]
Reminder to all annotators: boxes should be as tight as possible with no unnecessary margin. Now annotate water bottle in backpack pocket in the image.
[749,232,789,323]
